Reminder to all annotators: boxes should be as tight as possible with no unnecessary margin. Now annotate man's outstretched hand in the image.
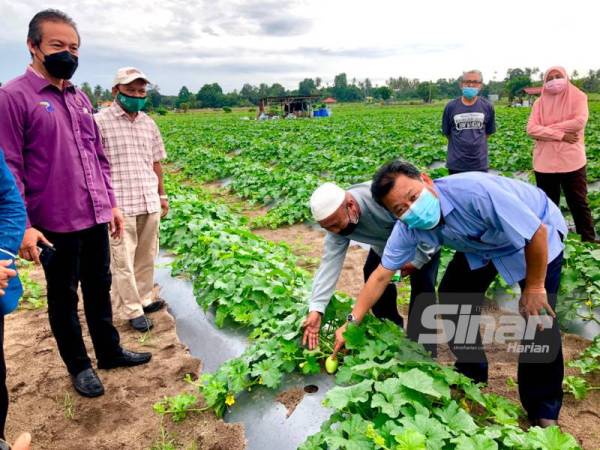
[302,311,322,350]
[332,323,348,357]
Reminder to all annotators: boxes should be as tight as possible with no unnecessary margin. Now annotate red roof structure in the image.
[323,97,337,104]
[523,87,543,95]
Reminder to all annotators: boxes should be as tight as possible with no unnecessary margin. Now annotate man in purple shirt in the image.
[0,9,151,398]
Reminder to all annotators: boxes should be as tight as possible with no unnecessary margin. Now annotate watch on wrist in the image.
[159,195,168,200]
[347,313,358,324]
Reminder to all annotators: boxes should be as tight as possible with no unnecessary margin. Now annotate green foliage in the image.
[17,260,45,310]
[416,82,438,103]
[298,78,317,96]
[150,426,179,450]
[153,393,199,422]
[157,103,600,229]
[197,83,225,108]
[159,176,581,449]
[559,239,600,326]
[80,82,96,108]
[373,86,392,101]
[563,375,590,400]
[154,103,598,446]
[157,105,600,351]
[564,335,600,400]
[568,335,600,374]
[504,67,538,101]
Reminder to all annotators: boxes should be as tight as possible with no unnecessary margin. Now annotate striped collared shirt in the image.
[94,102,166,217]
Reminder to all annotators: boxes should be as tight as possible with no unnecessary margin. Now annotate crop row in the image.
[157,104,600,228]
[156,175,583,449]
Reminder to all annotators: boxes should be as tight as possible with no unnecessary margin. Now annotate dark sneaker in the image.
[143,299,166,314]
[129,315,153,332]
[72,368,104,397]
[97,349,152,370]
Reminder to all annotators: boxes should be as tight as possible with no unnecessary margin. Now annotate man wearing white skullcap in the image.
[303,181,439,354]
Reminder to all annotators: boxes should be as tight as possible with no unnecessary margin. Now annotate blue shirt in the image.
[442,97,496,171]
[381,173,567,285]
[0,148,26,255]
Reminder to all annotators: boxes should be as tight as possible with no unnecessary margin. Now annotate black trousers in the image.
[40,224,121,375]
[448,168,488,175]
[535,166,596,242]
[0,315,7,440]
[438,251,564,420]
[363,249,440,356]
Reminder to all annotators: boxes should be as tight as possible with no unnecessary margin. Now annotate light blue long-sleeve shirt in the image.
[381,173,567,285]
[0,148,26,255]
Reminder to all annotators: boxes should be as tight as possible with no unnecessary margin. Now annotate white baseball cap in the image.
[112,67,150,87]
[310,182,346,222]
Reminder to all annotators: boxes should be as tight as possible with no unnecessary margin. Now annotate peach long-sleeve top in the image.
[526,68,588,174]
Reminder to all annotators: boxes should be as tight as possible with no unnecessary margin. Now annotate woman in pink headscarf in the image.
[527,66,596,242]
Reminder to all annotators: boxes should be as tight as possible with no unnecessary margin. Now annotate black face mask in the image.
[41,50,79,80]
[338,221,358,236]
[338,207,359,236]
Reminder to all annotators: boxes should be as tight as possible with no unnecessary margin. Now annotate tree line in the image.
[69,67,600,111]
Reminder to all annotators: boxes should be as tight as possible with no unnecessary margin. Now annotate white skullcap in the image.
[310,182,346,221]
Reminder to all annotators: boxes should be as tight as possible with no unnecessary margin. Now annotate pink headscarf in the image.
[538,66,586,126]
[528,66,589,173]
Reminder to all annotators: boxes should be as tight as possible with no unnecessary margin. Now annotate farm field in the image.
[151,104,600,449]
[157,103,600,228]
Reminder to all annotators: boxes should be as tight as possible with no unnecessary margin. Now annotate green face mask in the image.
[117,92,147,113]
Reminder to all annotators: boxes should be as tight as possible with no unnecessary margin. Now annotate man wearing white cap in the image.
[303,181,439,354]
[94,67,168,332]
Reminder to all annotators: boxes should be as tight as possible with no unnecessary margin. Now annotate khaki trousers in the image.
[110,213,160,320]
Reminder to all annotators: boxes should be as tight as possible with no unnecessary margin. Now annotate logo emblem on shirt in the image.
[454,112,484,130]
[39,101,55,113]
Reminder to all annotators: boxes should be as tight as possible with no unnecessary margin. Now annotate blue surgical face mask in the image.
[399,186,441,230]
[462,87,479,100]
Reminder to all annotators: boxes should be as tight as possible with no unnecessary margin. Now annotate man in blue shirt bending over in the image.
[333,160,567,428]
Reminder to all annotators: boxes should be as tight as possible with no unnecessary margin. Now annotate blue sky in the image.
[1,0,597,95]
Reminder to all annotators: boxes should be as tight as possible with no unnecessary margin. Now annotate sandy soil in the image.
[253,223,369,293]
[256,223,600,450]
[201,181,269,220]
[4,269,246,450]
[276,387,306,418]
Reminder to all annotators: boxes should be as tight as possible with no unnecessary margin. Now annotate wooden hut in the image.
[257,95,320,119]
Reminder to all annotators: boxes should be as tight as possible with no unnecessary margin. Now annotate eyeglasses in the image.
[462,80,482,86]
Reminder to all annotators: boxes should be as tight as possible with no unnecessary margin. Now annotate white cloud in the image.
[0,0,598,94]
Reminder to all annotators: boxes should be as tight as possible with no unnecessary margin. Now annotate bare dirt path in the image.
[4,267,246,450]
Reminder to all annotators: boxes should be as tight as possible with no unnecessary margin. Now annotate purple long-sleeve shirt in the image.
[0,68,116,233]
